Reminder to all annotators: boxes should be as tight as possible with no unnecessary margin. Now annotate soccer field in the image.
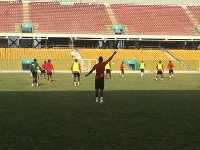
[0,73,200,149]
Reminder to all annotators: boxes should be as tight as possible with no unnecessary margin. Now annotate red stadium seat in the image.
[111,4,195,35]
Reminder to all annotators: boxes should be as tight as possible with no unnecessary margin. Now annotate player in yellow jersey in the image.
[156,61,164,81]
[105,62,112,79]
[71,59,81,86]
[140,61,145,78]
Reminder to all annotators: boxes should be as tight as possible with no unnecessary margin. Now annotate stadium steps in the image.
[14,23,21,33]
[33,24,39,33]
[105,4,117,25]
[23,2,29,23]
[75,49,89,71]
[182,6,199,35]
[165,50,192,71]
[105,4,130,35]
[123,25,131,35]
[105,25,113,35]
[80,60,89,72]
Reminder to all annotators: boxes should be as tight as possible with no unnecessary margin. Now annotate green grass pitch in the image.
[0,72,200,149]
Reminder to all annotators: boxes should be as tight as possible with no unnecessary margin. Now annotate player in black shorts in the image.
[156,61,164,81]
[85,51,117,103]
[95,77,104,90]
[71,59,81,86]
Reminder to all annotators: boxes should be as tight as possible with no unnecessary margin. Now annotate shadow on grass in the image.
[0,90,200,150]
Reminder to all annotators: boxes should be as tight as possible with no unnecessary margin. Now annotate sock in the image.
[96,97,98,101]
[77,82,80,85]
[74,82,76,86]
[100,97,103,101]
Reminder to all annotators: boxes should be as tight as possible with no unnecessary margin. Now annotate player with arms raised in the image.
[85,51,117,103]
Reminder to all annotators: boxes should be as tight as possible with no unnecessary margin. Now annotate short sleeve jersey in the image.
[93,61,107,79]
[120,63,124,69]
[168,63,173,70]
[41,63,46,70]
[46,63,53,73]
[31,62,40,72]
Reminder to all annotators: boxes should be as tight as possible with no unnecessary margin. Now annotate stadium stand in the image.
[28,2,111,34]
[0,1,198,36]
[167,50,200,70]
[0,1,199,72]
[79,49,187,71]
[0,48,195,71]
[0,1,23,33]
[167,50,200,60]
[0,48,72,70]
[0,48,71,60]
[111,4,195,35]
[80,49,170,60]
[187,6,200,24]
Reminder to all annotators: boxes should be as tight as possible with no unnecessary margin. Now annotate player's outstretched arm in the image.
[85,68,95,77]
[106,50,117,63]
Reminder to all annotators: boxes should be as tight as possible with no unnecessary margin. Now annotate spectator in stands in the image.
[105,62,112,79]
[167,60,174,79]
[46,60,54,82]
[156,60,164,81]
[119,61,124,77]
[85,51,117,103]
[40,61,47,79]
[29,59,41,87]
[71,59,81,86]
[140,61,145,78]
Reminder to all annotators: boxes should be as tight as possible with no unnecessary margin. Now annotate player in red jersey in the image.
[46,60,54,82]
[40,61,47,79]
[119,61,124,77]
[85,51,117,103]
[167,60,174,78]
